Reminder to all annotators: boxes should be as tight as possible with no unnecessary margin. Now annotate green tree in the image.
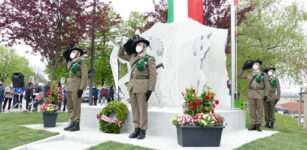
[234,0,307,99]
[122,11,149,38]
[0,45,36,85]
[83,4,122,87]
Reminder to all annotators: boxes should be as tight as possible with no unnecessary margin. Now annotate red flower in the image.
[211,109,215,114]
[215,100,220,105]
[188,102,196,109]
[211,96,214,100]
[196,99,202,105]
[205,96,210,100]
[197,110,202,114]
[188,102,194,107]
[192,89,196,93]
[47,92,52,96]
[182,92,185,96]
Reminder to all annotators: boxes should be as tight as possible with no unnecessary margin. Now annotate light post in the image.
[89,0,96,106]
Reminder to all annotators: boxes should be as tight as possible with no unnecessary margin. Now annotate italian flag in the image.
[167,0,239,23]
[168,0,204,24]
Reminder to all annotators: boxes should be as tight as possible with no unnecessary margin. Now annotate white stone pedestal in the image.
[80,104,246,138]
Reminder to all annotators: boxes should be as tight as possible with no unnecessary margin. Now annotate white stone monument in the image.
[82,19,245,138]
[111,19,231,110]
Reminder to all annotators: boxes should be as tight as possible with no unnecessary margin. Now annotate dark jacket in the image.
[0,85,5,102]
[25,83,34,96]
[92,88,99,98]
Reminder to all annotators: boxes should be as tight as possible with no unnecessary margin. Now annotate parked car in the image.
[82,89,89,103]
[275,106,290,114]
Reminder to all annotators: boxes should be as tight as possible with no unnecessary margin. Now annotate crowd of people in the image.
[0,77,117,113]
[0,80,68,113]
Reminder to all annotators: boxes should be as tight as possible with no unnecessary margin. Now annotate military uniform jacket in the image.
[66,57,88,92]
[264,76,281,101]
[118,47,157,93]
[239,70,269,99]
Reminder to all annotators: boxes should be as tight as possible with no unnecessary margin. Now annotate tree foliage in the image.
[144,0,168,30]
[0,45,36,84]
[203,0,255,53]
[0,0,89,80]
[86,2,122,86]
[236,0,307,98]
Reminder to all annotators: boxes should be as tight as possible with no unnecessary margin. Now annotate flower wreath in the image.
[97,101,128,133]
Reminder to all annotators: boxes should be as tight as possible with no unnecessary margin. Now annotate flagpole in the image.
[231,0,236,110]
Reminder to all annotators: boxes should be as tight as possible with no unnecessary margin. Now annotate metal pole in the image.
[230,0,236,110]
[299,88,302,128]
[89,0,96,106]
[303,87,307,131]
[118,61,121,101]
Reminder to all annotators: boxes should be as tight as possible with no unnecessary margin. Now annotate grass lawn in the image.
[1,112,306,150]
[236,113,307,150]
[0,112,68,150]
[89,141,153,150]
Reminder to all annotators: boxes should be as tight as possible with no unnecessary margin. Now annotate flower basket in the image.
[43,112,58,127]
[177,125,224,147]
[172,87,226,147]
[41,82,62,128]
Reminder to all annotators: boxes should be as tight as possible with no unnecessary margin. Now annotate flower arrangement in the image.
[173,87,225,128]
[41,103,59,113]
[41,82,62,113]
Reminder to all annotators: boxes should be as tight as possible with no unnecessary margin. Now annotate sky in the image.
[0,0,306,92]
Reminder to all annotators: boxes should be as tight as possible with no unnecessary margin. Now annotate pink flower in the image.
[182,92,185,96]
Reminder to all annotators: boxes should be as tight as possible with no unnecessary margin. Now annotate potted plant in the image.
[172,87,225,147]
[41,82,62,127]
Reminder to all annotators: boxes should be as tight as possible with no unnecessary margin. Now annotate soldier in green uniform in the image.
[62,47,88,132]
[263,66,280,128]
[239,59,269,132]
[118,36,157,139]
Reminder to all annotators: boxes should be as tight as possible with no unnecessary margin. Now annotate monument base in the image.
[81,104,246,138]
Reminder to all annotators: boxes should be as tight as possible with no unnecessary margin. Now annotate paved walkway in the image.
[12,123,278,150]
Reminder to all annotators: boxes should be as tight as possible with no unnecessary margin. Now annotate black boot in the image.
[70,122,80,131]
[265,122,270,128]
[248,124,256,131]
[137,130,146,139]
[270,122,274,128]
[64,122,74,131]
[129,128,140,138]
[256,124,262,132]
